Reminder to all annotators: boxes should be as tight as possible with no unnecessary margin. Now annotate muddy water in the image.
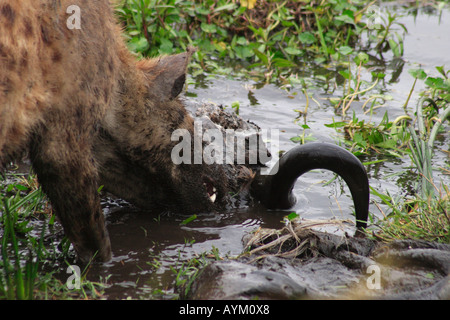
[89,5,450,299]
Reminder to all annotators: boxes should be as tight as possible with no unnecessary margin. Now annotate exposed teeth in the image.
[204,183,217,203]
[209,187,217,203]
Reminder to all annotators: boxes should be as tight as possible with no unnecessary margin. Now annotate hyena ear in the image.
[139,47,196,101]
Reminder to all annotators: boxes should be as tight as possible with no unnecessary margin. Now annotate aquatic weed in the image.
[116,0,404,82]
[370,66,450,243]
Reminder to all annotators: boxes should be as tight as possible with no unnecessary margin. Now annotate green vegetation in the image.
[0,174,108,299]
[371,67,450,243]
[326,62,450,243]
[115,0,405,82]
[171,245,223,298]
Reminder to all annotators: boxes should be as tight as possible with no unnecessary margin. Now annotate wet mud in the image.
[184,220,450,300]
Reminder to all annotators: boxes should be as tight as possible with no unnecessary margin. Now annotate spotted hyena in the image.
[0,0,228,263]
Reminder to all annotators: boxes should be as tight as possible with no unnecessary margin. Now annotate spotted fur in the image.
[0,0,227,263]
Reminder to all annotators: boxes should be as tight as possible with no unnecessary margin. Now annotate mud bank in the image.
[183,220,450,300]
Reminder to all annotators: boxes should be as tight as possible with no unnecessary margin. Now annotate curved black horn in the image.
[251,143,369,230]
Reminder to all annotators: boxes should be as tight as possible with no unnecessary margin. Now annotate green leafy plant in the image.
[326,111,411,157]
[116,0,404,83]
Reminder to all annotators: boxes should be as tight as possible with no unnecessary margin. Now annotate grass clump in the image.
[370,68,450,244]
[371,185,449,243]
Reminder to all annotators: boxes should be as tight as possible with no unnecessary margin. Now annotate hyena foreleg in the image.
[29,124,111,263]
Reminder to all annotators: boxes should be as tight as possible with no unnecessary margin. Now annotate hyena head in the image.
[95,47,231,215]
